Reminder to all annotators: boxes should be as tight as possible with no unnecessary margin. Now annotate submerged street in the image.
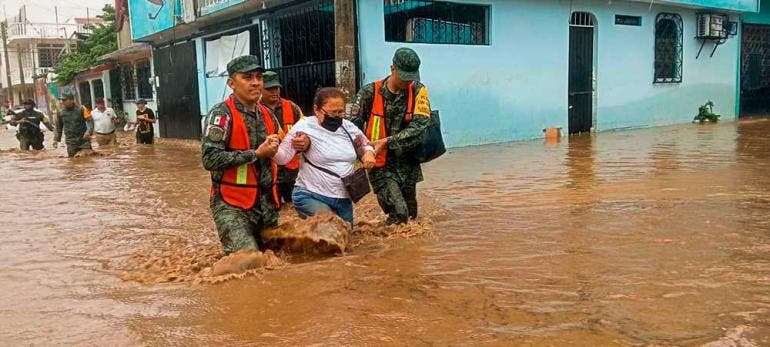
[0,119,768,345]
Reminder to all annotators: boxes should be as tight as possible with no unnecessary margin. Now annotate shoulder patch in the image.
[206,125,225,142]
[414,86,431,117]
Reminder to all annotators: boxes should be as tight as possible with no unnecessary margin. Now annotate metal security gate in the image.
[568,12,595,135]
[153,41,201,139]
[260,0,335,113]
[740,24,770,117]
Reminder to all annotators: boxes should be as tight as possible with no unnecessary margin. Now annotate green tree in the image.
[53,4,117,84]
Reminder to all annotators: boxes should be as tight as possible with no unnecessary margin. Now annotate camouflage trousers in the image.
[277,167,299,205]
[66,140,93,157]
[372,177,418,225]
[210,193,279,254]
[17,132,44,150]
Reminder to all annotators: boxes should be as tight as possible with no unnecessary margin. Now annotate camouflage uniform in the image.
[54,102,94,157]
[264,99,303,204]
[350,48,431,225]
[10,108,53,150]
[203,94,282,254]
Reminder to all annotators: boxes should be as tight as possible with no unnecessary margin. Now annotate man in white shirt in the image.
[91,98,119,146]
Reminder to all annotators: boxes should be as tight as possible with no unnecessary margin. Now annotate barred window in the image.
[654,13,683,83]
[37,44,65,68]
[384,0,489,45]
[121,65,136,100]
[136,60,153,99]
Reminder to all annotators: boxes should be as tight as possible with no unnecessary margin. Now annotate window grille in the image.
[654,13,683,83]
[384,0,489,45]
[121,64,137,100]
[136,60,153,99]
[37,44,65,68]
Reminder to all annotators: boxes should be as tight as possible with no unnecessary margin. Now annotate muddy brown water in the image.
[0,120,768,345]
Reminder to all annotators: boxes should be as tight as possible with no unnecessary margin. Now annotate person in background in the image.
[260,71,305,205]
[53,94,95,157]
[91,98,119,147]
[135,99,156,144]
[275,87,375,224]
[10,99,53,150]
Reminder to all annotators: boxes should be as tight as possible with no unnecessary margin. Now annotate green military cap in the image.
[227,55,264,76]
[392,47,421,82]
[60,93,75,100]
[263,71,281,88]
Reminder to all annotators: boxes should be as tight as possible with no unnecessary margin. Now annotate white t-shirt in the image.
[275,116,373,199]
[91,107,117,134]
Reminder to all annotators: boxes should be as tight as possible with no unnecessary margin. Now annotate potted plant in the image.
[693,100,721,123]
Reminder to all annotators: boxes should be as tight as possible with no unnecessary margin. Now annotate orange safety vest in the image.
[365,80,414,168]
[214,96,280,210]
[280,98,301,170]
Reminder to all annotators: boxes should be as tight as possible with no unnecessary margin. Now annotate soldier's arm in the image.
[292,102,304,119]
[8,113,22,126]
[349,84,374,131]
[54,113,63,142]
[37,111,54,131]
[201,108,258,171]
[388,85,432,156]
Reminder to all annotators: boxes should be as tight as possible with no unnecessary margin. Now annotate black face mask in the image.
[321,115,343,132]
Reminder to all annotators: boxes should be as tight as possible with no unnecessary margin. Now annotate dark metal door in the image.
[260,0,335,114]
[153,41,201,139]
[568,12,594,135]
[740,24,770,117]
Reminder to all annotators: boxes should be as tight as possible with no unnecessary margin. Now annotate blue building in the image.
[125,0,761,146]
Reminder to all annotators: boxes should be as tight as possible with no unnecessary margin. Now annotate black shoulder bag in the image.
[302,126,371,203]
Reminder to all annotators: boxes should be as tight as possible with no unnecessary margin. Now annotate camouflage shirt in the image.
[350,78,431,185]
[264,98,304,128]
[54,105,94,145]
[202,96,282,209]
[11,109,53,136]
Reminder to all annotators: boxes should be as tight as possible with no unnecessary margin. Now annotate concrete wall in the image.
[357,0,742,147]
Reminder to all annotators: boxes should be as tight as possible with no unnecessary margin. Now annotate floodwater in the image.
[0,119,768,346]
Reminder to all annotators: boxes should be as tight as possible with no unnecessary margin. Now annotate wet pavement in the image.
[0,119,768,345]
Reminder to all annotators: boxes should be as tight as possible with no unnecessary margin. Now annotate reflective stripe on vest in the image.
[215,96,281,209]
[280,98,300,170]
[365,80,414,168]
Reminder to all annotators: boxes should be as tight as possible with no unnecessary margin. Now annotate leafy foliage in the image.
[693,100,721,123]
[53,5,117,84]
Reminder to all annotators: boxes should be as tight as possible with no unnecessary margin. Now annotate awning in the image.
[100,43,152,62]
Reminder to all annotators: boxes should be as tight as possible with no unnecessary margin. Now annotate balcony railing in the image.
[7,22,84,41]
[9,67,53,86]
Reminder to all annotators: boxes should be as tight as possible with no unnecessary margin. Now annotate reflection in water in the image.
[1,120,770,345]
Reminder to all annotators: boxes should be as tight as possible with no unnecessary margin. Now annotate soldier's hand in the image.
[292,132,310,152]
[83,133,92,140]
[52,142,59,149]
[256,135,280,158]
[362,150,376,169]
[372,138,388,155]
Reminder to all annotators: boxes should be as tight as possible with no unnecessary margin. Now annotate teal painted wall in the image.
[628,0,759,12]
[358,0,741,147]
[743,0,770,24]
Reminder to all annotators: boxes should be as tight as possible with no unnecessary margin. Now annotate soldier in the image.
[53,94,95,157]
[10,99,54,150]
[260,71,307,205]
[201,55,310,254]
[350,47,432,225]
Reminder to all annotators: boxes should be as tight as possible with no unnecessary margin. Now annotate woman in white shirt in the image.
[275,88,375,224]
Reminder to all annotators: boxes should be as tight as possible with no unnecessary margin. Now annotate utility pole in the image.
[16,44,25,99]
[1,21,13,103]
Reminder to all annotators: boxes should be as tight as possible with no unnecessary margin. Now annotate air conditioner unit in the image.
[696,13,728,39]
